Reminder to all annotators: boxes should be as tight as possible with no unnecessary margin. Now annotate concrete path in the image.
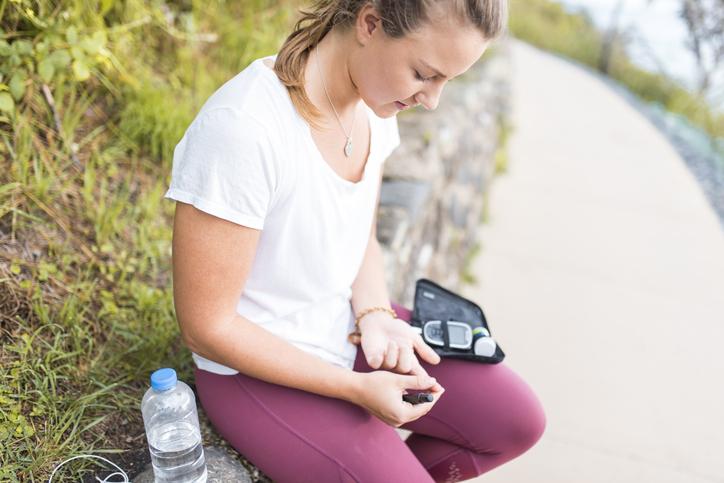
[460,39,724,483]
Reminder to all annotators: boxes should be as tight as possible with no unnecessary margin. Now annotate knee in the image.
[504,395,547,454]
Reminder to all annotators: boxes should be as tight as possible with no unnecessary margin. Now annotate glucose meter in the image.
[422,320,473,350]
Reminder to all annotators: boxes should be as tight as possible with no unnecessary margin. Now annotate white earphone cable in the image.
[47,454,130,483]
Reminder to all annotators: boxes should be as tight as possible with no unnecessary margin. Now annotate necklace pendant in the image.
[344,138,353,157]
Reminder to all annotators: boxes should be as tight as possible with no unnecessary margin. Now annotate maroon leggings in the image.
[194,302,546,482]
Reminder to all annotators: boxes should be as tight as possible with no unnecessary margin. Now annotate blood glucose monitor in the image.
[422,320,473,350]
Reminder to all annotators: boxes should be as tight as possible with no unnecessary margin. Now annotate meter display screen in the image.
[423,320,472,349]
[448,324,469,345]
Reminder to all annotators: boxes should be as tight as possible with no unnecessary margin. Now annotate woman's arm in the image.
[350,170,394,331]
[172,201,362,403]
[350,235,394,331]
[189,311,362,402]
[349,170,442,374]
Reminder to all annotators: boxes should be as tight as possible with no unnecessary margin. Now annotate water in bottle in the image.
[141,368,208,482]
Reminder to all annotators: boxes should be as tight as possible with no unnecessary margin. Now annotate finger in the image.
[407,357,432,382]
[367,349,385,369]
[413,333,441,365]
[364,331,387,369]
[407,361,443,393]
[396,343,415,374]
[383,339,399,369]
[429,382,445,394]
[401,372,437,390]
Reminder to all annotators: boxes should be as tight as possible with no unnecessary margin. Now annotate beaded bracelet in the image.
[355,306,397,328]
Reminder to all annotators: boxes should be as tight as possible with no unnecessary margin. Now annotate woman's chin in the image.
[373,104,401,118]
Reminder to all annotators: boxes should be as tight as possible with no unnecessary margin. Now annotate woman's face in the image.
[349,5,490,117]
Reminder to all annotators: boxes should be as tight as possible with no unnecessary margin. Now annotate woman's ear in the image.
[355,4,382,45]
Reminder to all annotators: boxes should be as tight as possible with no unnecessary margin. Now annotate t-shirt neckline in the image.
[256,55,375,188]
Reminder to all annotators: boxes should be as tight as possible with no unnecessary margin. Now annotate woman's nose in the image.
[415,83,445,111]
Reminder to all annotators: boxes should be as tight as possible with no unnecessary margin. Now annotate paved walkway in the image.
[460,39,724,483]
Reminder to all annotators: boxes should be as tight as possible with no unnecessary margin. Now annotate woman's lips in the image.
[395,101,409,110]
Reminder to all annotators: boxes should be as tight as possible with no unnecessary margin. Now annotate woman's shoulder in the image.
[191,55,292,138]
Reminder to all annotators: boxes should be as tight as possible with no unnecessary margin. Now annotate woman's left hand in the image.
[357,313,442,383]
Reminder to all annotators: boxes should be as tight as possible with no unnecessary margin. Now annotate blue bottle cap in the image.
[151,368,177,391]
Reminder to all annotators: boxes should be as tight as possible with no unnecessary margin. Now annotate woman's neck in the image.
[305,30,363,124]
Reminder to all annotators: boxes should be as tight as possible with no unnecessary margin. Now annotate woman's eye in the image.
[414,70,428,82]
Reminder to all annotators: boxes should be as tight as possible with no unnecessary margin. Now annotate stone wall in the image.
[378,37,513,308]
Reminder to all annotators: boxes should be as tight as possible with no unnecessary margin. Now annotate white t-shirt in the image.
[163,53,401,375]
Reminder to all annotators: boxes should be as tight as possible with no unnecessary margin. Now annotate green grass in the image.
[493,115,513,176]
[1,1,293,480]
[459,241,482,287]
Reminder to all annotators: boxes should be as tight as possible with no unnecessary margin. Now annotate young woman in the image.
[164,1,546,481]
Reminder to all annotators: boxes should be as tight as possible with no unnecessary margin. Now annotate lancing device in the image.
[403,392,433,404]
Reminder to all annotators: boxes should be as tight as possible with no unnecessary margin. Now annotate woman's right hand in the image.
[353,370,445,427]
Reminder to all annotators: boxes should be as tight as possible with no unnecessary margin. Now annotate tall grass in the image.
[1,1,292,480]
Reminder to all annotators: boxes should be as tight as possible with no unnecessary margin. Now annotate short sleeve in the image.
[163,107,278,230]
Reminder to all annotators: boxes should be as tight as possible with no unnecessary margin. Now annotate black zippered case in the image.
[410,278,505,364]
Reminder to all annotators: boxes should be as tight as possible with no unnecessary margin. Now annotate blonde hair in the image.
[271,0,508,130]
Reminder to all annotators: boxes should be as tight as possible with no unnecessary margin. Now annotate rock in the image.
[133,446,252,483]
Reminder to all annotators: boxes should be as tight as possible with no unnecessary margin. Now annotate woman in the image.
[164,1,546,481]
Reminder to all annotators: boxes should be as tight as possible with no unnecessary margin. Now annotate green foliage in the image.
[459,241,481,286]
[509,0,602,67]
[0,3,113,119]
[1,0,295,480]
[493,115,512,175]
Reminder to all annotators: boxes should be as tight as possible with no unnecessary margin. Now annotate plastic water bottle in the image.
[141,368,208,482]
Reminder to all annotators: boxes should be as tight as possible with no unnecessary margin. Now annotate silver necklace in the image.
[315,43,356,157]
